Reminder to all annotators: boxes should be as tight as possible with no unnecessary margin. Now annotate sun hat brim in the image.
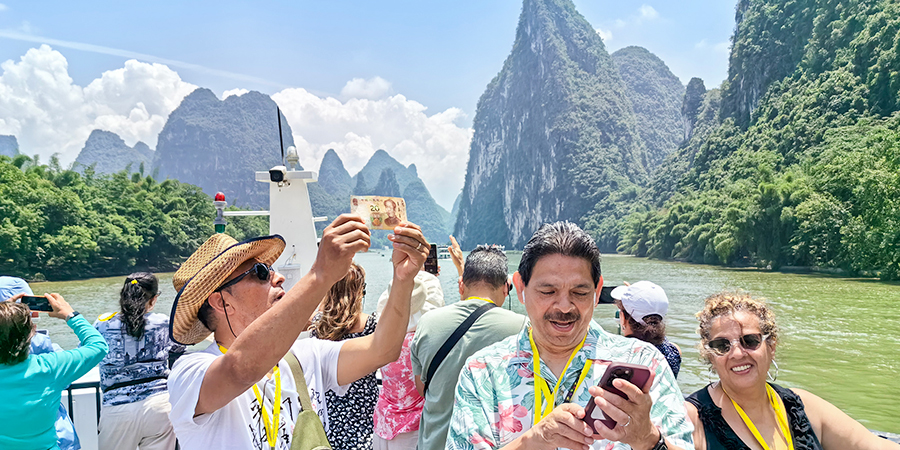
[170,234,285,345]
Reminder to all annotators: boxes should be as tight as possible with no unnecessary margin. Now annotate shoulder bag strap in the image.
[423,302,497,394]
[284,351,314,413]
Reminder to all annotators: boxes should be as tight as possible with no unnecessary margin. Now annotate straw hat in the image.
[377,271,444,333]
[170,234,285,345]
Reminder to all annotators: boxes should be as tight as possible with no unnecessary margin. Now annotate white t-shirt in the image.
[168,339,347,450]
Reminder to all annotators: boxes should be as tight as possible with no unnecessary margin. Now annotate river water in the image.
[29,251,899,432]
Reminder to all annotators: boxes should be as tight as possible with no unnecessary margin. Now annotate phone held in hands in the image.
[21,295,53,312]
[598,285,616,304]
[424,244,439,275]
[583,362,652,432]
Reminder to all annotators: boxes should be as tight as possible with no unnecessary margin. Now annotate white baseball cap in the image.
[610,281,668,325]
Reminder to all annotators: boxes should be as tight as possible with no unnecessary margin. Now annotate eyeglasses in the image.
[215,263,272,292]
[706,333,769,356]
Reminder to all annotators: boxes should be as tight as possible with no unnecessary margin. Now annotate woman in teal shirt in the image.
[0,293,109,450]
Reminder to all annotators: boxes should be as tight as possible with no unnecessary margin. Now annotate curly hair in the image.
[313,262,366,341]
[616,300,666,345]
[0,301,34,365]
[120,272,159,338]
[696,291,778,366]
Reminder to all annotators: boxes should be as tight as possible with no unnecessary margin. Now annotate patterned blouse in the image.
[446,320,694,450]
[374,331,425,439]
[310,313,378,450]
[655,338,682,378]
[94,312,185,406]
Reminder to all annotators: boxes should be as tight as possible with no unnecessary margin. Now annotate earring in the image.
[767,360,779,382]
[708,367,718,384]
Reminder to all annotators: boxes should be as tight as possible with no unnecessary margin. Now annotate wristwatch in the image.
[65,311,81,322]
[650,430,667,450]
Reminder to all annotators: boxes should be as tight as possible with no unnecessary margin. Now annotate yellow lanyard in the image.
[725,384,793,450]
[528,328,592,425]
[465,296,496,304]
[220,344,282,450]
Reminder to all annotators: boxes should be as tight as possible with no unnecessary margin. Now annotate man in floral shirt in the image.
[447,222,693,450]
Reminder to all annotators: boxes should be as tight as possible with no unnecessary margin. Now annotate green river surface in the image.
[29,251,899,432]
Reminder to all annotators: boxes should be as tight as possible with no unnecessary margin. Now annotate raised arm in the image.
[195,214,370,415]
[795,388,900,450]
[449,235,464,277]
[41,293,109,389]
[336,222,428,385]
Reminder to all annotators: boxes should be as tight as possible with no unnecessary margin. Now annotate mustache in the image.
[544,310,581,323]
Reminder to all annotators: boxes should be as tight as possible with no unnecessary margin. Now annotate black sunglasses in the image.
[215,263,272,292]
[706,333,768,356]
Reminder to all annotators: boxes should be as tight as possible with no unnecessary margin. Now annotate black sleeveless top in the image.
[686,383,824,450]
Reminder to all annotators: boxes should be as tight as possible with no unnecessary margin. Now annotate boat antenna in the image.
[277,106,285,165]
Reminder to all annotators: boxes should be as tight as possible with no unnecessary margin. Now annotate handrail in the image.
[66,380,102,427]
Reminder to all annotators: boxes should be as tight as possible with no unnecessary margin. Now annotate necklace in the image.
[722,383,793,450]
[219,344,282,449]
[528,328,592,425]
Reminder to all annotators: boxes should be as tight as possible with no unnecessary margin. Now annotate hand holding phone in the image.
[21,295,53,312]
[424,243,439,275]
[583,362,652,432]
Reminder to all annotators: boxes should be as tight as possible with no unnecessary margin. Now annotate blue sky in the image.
[0,1,737,208]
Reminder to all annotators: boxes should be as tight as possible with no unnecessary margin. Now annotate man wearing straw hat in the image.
[166,215,429,450]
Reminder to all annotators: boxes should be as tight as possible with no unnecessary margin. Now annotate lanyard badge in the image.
[528,328,592,425]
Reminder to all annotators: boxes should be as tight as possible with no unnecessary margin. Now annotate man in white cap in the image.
[166,215,429,450]
[611,281,682,378]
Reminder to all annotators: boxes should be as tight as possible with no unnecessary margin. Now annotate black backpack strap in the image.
[423,302,497,394]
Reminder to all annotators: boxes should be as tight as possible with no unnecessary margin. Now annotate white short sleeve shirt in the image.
[168,338,347,450]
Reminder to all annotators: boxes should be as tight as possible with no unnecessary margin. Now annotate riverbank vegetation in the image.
[0,154,267,281]
[617,0,900,280]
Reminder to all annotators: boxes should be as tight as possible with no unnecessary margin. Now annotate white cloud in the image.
[339,76,392,101]
[596,28,613,42]
[639,5,659,21]
[222,88,249,99]
[272,84,473,208]
[0,4,8,12]
[0,29,285,88]
[0,45,197,164]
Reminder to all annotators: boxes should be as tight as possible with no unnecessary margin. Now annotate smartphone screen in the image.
[598,285,616,304]
[583,363,651,432]
[424,244,439,275]
[22,295,53,312]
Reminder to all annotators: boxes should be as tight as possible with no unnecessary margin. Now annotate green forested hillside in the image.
[620,0,900,279]
[0,154,266,280]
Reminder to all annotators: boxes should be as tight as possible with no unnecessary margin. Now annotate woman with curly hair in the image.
[94,272,185,450]
[309,261,378,450]
[685,291,898,450]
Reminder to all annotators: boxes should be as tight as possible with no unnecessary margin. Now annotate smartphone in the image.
[424,244,439,275]
[22,295,53,312]
[598,285,616,304]
[583,362,652,432]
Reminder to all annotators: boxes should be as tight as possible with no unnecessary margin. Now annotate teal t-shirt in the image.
[410,299,525,450]
[0,315,109,450]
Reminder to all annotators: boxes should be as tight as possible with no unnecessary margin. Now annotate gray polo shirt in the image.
[410,299,526,450]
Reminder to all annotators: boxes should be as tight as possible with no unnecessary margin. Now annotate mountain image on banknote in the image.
[351,195,407,230]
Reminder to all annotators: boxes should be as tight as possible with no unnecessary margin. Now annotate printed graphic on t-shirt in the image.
[247,377,302,450]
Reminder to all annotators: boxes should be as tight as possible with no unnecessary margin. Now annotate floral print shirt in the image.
[374,331,425,439]
[447,320,694,450]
